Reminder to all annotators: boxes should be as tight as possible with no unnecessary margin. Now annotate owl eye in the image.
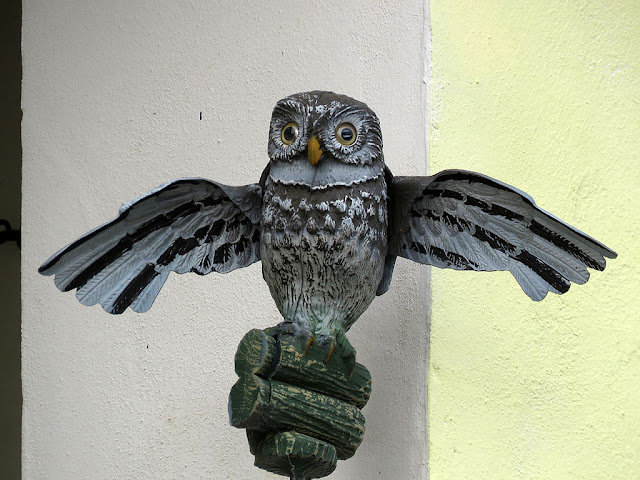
[335,123,357,146]
[281,122,299,145]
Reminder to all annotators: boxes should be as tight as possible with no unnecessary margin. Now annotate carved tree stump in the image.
[229,328,371,479]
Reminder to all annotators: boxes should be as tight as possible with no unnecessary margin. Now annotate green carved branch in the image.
[229,329,372,479]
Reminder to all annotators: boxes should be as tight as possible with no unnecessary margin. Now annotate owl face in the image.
[267,91,385,189]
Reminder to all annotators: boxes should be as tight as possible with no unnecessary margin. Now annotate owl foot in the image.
[273,323,354,368]
[274,321,308,337]
[302,335,333,362]
[311,336,340,364]
[300,334,334,363]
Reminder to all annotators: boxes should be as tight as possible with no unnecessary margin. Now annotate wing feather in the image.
[389,170,616,300]
[40,178,263,314]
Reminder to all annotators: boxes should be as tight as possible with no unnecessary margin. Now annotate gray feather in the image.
[39,178,262,314]
[388,170,616,300]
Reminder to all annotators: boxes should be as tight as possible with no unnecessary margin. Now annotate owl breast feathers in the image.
[39,91,617,338]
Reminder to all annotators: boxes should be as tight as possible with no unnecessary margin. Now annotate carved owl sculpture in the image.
[40,91,616,342]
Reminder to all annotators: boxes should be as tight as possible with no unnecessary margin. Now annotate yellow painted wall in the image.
[429,1,640,479]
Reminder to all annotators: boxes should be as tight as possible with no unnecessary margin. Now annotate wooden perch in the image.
[229,328,372,479]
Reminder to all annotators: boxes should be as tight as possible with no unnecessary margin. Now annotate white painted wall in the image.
[22,2,429,478]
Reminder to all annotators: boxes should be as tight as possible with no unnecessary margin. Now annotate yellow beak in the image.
[308,136,322,166]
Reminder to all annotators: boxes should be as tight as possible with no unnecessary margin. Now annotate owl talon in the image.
[304,335,314,354]
[323,343,336,363]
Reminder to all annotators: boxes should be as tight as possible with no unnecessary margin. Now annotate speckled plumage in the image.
[39,91,616,341]
[261,177,388,337]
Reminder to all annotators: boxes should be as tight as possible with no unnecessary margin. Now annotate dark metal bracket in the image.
[0,220,20,249]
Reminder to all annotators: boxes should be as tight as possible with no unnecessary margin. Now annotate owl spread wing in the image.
[39,178,263,314]
[388,170,617,300]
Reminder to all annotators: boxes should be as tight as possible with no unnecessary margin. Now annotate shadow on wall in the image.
[0,1,23,479]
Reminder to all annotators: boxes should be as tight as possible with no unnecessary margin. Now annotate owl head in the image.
[267,91,385,189]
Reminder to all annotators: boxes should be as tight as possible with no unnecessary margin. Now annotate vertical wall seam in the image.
[421,1,432,479]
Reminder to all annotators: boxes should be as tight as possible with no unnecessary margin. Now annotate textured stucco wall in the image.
[22,1,429,479]
[429,1,640,479]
